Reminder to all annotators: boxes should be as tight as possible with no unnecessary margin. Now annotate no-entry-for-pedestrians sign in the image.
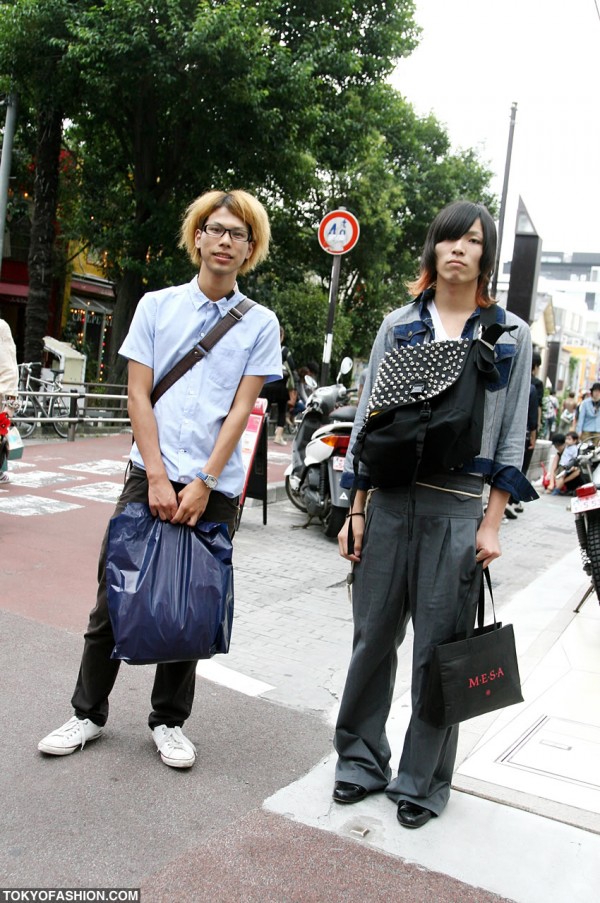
[318,209,360,256]
[317,208,360,385]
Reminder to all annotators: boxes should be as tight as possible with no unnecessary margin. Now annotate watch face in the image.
[205,474,218,489]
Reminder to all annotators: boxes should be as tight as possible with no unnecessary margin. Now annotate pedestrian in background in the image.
[559,391,577,431]
[260,327,298,445]
[531,350,543,430]
[574,382,600,443]
[546,431,583,494]
[0,317,19,484]
[505,357,542,519]
[38,189,282,769]
[332,200,536,829]
[543,386,558,438]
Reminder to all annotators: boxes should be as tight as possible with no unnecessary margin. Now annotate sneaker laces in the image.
[57,716,92,750]
[156,726,196,756]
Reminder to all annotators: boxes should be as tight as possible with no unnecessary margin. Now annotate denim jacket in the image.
[342,292,538,503]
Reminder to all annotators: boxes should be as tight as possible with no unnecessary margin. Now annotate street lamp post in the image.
[0,91,18,271]
[492,101,517,299]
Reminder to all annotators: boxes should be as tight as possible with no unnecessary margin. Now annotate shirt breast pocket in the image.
[207,347,247,390]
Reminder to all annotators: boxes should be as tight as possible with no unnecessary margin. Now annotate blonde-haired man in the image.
[39,190,282,768]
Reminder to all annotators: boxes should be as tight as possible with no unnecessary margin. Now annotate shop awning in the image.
[0,281,28,302]
[70,295,114,315]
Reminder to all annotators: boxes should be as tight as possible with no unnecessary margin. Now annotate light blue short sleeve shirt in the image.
[119,277,282,496]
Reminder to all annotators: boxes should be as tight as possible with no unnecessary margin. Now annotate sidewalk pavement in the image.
[1,430,599,902]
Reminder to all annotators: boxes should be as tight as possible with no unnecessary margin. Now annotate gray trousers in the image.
[334,474,483,815]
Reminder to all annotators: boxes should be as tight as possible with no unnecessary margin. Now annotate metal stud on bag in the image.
[367,339,470,413]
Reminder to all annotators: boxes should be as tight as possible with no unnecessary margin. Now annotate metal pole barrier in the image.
[67,390,78,442]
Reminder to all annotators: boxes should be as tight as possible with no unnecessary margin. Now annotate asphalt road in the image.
[0,430,592,902]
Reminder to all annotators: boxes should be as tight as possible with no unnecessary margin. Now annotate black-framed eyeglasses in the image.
[202,222,252,243]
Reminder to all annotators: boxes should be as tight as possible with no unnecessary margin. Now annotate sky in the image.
[389,0,600,265]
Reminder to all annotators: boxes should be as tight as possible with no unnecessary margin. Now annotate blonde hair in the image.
[179,189,270,275]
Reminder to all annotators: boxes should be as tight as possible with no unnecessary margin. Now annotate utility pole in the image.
[492,101,517,298]
[0,91,18,271]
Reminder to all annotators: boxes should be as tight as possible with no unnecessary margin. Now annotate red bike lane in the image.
[0,431,291,634]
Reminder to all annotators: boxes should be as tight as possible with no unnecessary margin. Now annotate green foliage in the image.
[250,278,353,373]
[0,0,498,377]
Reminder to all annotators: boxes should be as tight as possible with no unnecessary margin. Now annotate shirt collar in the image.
[416,288,480,340]
[188,276,244,316]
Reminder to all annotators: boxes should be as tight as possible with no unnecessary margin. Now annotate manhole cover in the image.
[499,716,600,789]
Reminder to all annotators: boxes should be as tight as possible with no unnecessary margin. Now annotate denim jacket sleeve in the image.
[470,309,538,502]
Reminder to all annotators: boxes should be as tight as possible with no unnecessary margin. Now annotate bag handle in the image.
[474,566,498,632]
[150,295,256,407]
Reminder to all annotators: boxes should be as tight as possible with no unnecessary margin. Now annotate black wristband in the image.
[345,512,365,520]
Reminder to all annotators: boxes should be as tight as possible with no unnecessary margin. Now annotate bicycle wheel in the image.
[49,393,70,438]
[13,398,38,439]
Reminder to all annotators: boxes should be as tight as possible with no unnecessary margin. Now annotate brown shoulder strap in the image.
[150,297,256,407]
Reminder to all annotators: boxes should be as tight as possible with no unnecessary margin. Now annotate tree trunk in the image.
[108,268,144,384]
[24,106,63,367]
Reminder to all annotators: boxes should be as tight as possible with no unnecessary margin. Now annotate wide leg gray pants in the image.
[334,474,483,815]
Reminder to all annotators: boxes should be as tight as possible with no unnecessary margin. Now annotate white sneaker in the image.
[152,724,196,769]
[38,716,103,756]
[0,471,9,483]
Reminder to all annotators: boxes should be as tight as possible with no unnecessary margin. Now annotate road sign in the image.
[318,209,360,256]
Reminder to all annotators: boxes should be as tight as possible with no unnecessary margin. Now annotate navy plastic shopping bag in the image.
[106,502,234,664]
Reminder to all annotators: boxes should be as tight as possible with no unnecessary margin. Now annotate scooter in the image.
[285,357,357,537]
[570,441,600,608]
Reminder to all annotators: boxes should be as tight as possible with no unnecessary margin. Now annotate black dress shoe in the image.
[396,801,435,828]
[332,781,368,804]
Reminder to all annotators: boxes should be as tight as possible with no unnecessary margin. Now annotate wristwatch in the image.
[196,470,218,490]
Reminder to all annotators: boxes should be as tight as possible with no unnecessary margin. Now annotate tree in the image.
[61,0,419,380]
[253,85,496,361]
[0,0,86,365]
[2,1,498,381]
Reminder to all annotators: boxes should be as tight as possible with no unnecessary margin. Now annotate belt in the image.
[415,473,484,499]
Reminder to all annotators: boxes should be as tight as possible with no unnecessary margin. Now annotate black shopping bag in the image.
[106,502,234,664]
[421,569,523,728]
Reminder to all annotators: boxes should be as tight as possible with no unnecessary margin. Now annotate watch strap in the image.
[196,470,218,489]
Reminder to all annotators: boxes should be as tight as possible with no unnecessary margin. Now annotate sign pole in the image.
[317,208,360,386]
[320,255,341,386]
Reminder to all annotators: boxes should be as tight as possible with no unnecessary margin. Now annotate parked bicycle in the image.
[13,362,70,439]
